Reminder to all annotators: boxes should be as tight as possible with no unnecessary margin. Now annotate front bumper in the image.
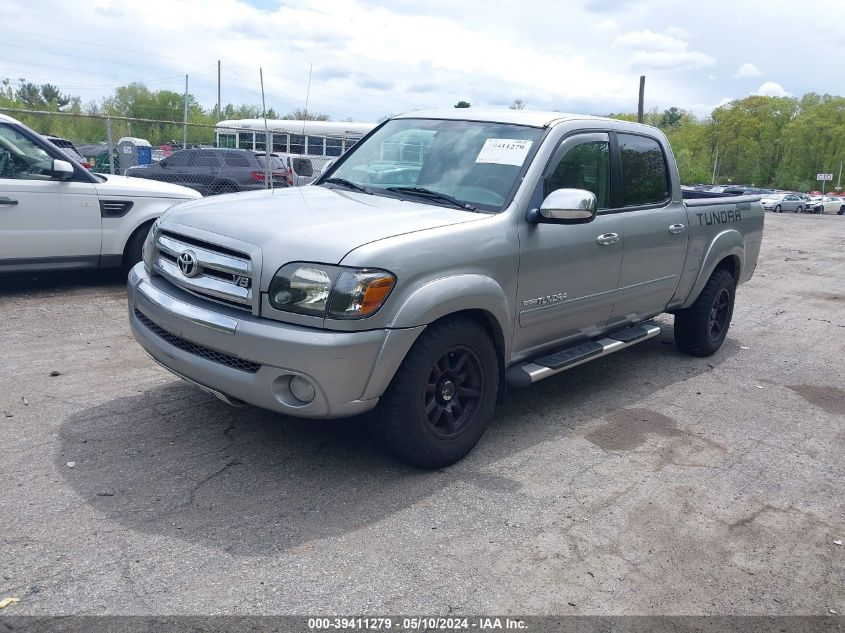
[127,264,422,418]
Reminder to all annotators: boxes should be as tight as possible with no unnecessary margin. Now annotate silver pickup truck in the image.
[128,109,764,468]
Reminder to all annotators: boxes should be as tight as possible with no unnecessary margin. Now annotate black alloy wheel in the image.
[424,346,483,439]
[708,288,732,343]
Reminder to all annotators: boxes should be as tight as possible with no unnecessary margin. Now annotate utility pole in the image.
[105,117,115,175]
[217,60,221,122]
[183,74,188,149]
[637,75,645,123]
[711,148,719,185]
[837,162,842,191]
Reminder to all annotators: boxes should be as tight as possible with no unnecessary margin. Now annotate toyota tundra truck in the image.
[128,109,764,468]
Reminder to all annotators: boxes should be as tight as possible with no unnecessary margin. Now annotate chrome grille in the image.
[135,309,261,373]
[153,231,253,310]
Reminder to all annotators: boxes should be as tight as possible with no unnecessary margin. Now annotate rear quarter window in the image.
[618,133,670,207]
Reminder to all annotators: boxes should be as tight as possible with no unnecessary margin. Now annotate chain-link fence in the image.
[0,107,366,196]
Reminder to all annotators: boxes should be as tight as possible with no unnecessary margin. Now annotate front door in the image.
[513,132,624,359]
[0,122,101,271]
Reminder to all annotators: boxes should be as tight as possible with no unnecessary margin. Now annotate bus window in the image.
[290,134,305,155]
[238,132,254,150]
[344,139,358,152]
[307,136,324,156]
[272,133,288,153]
[255,132,266,151]
[326,137,342,157]
[218,133,236,149]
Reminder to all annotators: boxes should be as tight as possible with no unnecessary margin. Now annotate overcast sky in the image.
[3,0,843,122]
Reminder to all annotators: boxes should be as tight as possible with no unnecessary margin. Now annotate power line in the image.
[0,42,213,76]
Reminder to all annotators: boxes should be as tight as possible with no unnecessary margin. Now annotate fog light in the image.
[289,375,316,404]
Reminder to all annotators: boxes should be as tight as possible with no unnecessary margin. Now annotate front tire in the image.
[674,268,736,357]
[122,221,153,275]
[372,316,498,468]
[774,205,781,213]
[838,206,845,215]
[796,205,803,214]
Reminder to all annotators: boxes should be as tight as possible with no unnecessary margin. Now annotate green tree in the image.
[454,100,471,108]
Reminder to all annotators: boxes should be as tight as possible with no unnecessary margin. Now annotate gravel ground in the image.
[0,213,842,616]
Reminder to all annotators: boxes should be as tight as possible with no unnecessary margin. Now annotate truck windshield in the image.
[322,118,544,212]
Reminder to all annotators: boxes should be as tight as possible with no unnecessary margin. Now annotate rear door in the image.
[608,133,688,326]
[0,122,101,270]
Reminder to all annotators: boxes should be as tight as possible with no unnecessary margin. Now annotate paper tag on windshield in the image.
[475,139,533,166]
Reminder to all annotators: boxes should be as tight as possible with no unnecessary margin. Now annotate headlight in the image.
[142,218,161,272]
[268,263,395,319]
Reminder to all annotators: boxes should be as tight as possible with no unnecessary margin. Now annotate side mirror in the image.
[52,159,75,181]
[527,188,597,224]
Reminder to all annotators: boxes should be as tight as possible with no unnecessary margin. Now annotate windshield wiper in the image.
[324,178,372,194]
[385,186,479,212]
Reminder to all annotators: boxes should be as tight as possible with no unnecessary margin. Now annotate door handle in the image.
[0,197,18,206]
[669,223,686,234]
[596,232,620,246]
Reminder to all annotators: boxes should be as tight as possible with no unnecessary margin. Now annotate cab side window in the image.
[0,124,54,180]
[618,134,669,207]
[544,140,610,209]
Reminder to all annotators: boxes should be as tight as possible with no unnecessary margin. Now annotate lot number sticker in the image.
[475,139,533,166]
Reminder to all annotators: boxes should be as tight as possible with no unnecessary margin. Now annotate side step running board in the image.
[506,322,661,387]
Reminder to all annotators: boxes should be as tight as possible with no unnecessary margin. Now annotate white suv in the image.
[0,114,201,274]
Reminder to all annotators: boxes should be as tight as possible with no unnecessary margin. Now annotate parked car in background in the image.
[806,195,845,214]
[44,135,92,170]
[265,152,316,186]
[760,192,804,212]
[125,148,289,195]
[0,113,200,274]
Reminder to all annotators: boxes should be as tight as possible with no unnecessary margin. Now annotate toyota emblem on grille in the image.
[178,250,199,277]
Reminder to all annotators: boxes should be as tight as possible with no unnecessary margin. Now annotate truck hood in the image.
[161,186,486,266]
[94,174,201,200]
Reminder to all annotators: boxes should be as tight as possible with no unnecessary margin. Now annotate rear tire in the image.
[674,268,736,357]
[371,316,498,469]
[122,221,153,275]
[838,206,845,215]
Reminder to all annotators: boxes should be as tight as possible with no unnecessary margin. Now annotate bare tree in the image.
[282,108,330,121]
[509,99,527,110]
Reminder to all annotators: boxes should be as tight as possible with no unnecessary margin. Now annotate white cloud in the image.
[613,30,715,70]
[665,26,690,40]
[592,19,618,31]
[614,30,688,52]
[734,62,762,78]
[707,74,717,80]
[754,81,791,97]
